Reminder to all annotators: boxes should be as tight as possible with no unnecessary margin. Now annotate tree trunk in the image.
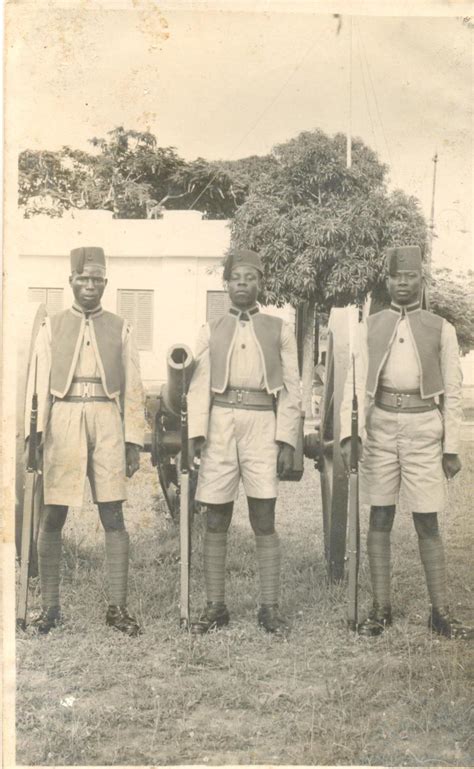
[301,298,316,417]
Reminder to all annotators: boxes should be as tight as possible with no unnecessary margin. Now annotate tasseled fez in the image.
[224,249,264,278]
[70,247,106,274]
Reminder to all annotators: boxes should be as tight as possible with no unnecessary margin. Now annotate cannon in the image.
[303,307,360,581]
[145,343,197,520]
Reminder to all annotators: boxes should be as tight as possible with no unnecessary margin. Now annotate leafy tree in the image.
[429,268,474,355]
[19,128,254,219]
[230,129,428,411]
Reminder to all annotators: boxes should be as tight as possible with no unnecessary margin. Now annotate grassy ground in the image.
[16,440,474,766]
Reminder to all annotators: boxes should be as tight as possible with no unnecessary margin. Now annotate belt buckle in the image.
[396,393,402,409]
[236,390,243,404]
[83,382,90,398]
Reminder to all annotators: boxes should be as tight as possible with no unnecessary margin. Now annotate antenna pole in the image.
[428,151,438,273]
[346,17,353,169]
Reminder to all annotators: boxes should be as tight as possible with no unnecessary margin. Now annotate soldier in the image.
[25,247,145,636]
[187,249,301,636]
[340,245,472,639]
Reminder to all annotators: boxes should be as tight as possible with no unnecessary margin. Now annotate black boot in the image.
[31,606,62,635]
[191,603,230,634]
[257,605,289,637]
[429,606,474,640]
[106,606,142,637]
[358,605,392,637]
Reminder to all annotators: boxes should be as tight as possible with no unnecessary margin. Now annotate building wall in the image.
[16,210,295,387]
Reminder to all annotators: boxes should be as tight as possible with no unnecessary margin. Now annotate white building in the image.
[15,209,295,388]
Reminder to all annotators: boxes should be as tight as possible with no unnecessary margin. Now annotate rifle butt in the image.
[17,473,36,629]
[347,473,359,631]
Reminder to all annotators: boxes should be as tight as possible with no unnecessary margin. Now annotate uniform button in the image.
[241,343,246,349]
[86,341,90,346]
[399,338,404,343]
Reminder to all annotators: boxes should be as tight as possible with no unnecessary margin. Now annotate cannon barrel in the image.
[161,344,195,417]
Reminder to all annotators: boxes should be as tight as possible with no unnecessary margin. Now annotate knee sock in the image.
[204,531,227,605]
[104,530,129,606]
[255,533,281,606]
[418,535,447,609]
[367,530,391,609]
[37,529,62,609]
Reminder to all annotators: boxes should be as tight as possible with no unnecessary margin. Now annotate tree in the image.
[230,129,428,412]
[429,268,474,355]
[18,128,257,220]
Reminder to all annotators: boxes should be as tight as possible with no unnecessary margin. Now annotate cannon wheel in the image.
[318,306,359,581]
[15,303,48,575]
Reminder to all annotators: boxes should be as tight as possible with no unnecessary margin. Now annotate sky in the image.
[7,3,473,271]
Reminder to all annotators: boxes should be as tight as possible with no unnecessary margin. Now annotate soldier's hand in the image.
[277,442,294,479]
[125,443,140,478]
[340,437,364,472]
[442,453,462,480]
[188,437,205,469]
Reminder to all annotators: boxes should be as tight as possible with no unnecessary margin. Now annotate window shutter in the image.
[28,287,47,304]
[47,288,64,315]
[28,287,63,315]
[206,291,231,322]
[135,291,153,351]
[117,289,153,351]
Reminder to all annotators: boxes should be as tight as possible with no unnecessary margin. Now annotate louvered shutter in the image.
[47,289,64,314]
[117,289,153,351]
[28,287,64,314]
[206,291,231,322]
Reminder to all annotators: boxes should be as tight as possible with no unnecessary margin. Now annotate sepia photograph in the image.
[2,1,473,766]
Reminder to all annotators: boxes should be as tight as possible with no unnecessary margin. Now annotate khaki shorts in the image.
[360,405,445,513]
[44,400,127,507]
[196,406,279,504]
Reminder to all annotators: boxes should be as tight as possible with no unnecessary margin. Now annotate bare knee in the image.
[98,501,125,532]
[369,505,395,532]
[248,497,276,535]
[41,505,68,532]
[206,502,233,533]
[413,512,439,539]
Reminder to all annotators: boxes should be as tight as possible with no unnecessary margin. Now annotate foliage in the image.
[429,268,474,355]
[18,128,253,220]
[231,130,428,313]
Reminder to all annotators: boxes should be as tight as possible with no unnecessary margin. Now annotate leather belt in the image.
[212,388,275,411]
[375,386,437,413]
[61,377,111,401]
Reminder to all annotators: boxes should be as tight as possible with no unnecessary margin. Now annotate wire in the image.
[354,23,379,157]
[356,20,397,186]
[188,34,319,212]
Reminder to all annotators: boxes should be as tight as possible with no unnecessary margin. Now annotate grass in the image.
[15,440,474,766]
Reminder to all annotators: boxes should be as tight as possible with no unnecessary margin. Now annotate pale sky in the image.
[7,4,473,271]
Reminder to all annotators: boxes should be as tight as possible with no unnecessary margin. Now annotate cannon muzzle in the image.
[161,344,195,417]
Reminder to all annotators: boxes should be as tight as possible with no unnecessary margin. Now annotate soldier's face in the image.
[70,265,107,310]
[227,265,261,309]
[387,270,422,305]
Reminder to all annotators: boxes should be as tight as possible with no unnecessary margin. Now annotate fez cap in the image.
[226,248,264,275]
[70,247,106,274]
[386,245,422,275]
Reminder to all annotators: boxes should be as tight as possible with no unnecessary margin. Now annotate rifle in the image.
[17,356,40,630]
[347,355,360,631]
[179,361,191,629]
